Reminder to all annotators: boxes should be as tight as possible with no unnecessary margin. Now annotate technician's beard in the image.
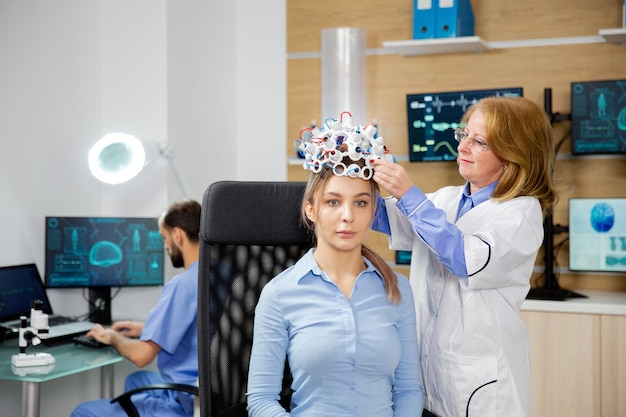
[169,247,184,269]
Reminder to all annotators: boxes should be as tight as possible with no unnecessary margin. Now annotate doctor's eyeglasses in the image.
[454,128,491,152]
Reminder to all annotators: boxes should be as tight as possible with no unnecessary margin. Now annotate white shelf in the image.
[382,36,491,56]
[599,27,626,44]
[488,36,604,49]
[383,35,610,56]
[289,34,616,60]
[522,290,626,316]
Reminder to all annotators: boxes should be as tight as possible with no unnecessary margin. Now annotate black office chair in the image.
[111,181,310,417]
[112,383,199,417]
[197,180,312,417]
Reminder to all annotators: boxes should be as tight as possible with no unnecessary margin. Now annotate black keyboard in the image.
[72,334,109,349]
[48,315,78,326]
[526,287,588,301]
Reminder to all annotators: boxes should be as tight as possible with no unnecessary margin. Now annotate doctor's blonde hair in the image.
[461,96,558,215]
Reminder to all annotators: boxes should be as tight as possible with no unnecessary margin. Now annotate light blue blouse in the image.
[246,249,423,417]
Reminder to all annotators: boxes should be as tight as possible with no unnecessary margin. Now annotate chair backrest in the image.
[197,181,312,417]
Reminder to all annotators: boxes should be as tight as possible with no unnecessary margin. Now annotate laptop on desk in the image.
[0,263,96,344]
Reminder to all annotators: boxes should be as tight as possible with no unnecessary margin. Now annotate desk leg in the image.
[100,364,115,398]
[22,381,40,417]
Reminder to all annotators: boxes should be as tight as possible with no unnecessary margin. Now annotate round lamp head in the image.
[88,133,146,185]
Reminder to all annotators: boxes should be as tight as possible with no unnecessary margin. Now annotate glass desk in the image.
[0,338,124,417]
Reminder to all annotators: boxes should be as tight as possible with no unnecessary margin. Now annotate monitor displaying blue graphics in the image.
[570,79,626,155]
[395,250,412,265]
[407,87,523,162]
[45,217,165,288]
[568,198,626,273]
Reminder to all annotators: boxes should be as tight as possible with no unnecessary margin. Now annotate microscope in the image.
[11,300,56,367]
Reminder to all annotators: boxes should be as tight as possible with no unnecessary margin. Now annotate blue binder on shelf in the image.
[413,0,436,39]
[435,0,475,38]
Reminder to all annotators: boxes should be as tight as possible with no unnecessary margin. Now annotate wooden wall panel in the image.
[474,0,619,40]
[287,0,622,52]
[287,0,413,52]
[287,0,626,291]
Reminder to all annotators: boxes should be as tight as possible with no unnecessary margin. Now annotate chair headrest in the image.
[200,181,312,246]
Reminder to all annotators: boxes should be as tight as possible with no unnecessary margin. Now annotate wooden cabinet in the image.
[600,315,626,417]
[521,311,600,416]
[521,294,626,417]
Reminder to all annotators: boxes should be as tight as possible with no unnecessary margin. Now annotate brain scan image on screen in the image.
[569,198,626,272]
[45,217,164,288]
[590,202,615,233]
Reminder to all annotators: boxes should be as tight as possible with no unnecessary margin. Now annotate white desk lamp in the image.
[88,132,194,199]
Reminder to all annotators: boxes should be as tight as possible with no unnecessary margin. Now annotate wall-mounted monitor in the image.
[407,87,523,162]
[569,198,626,273]
[570,79,626,155]
[44,216,164,288]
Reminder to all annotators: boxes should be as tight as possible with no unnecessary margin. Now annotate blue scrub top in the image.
[141,261,198,386]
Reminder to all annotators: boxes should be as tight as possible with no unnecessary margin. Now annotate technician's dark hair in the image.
[160,199,201,243]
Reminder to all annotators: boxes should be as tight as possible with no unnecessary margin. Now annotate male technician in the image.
[71,199,201,417]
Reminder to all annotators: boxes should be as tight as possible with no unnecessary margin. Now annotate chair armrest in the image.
[111,383,199,417]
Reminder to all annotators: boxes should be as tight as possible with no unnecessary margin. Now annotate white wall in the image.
[0,0,286,415]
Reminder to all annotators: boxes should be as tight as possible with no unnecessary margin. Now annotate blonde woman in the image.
[372,96,558,417]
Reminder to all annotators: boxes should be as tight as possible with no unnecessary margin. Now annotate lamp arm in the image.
[160,145,195,199]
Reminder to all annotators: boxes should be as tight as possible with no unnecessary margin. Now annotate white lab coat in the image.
[384,185,543,417]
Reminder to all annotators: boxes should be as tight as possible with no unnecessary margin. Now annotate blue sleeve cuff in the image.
[396,186,428,217]
[372,194,391,234]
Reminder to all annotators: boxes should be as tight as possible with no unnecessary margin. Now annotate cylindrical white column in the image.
[321,27,366,125]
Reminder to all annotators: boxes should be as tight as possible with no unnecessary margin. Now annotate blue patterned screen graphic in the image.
[569,198,626,273]
[44,217,165,288]
[570,79,626,156]
[407,87,523,162]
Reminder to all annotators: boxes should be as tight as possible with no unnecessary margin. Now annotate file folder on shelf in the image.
[413,0,436,39]
[435,0,475,38]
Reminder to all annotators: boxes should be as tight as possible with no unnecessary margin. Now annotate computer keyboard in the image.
[48,315,79,326]
[526,287,588,301]
[72,334,109,349]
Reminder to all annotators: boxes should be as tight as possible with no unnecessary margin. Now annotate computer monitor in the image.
[570,79,626,155]
[44,216,165,323]
[407,87,523,162]
[569,198,626,273]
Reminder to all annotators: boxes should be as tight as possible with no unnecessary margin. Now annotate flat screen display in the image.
[568,198,626,273]
[570,79,626,155]
[45,216,165,288]
[407,87,523,162]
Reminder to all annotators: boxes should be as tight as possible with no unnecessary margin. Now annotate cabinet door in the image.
[521,311,601,417]
[600,315,626,417]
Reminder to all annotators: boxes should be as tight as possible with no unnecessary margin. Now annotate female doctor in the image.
[371,96,558,417]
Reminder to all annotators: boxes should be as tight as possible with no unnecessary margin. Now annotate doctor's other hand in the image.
[371,158,414,200]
